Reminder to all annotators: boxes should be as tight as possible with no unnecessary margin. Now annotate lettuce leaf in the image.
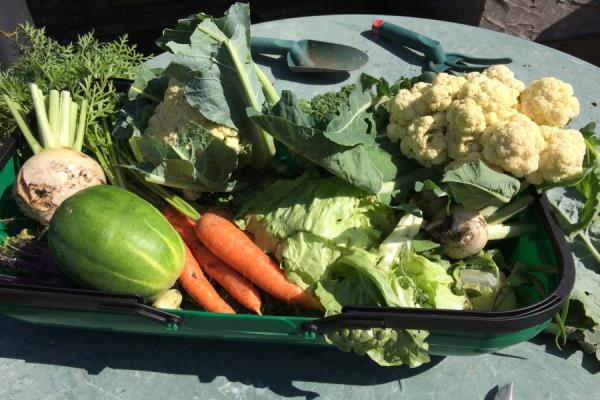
[315,248,430,367]
[400,252,469,310]
[238,173,396,252]
[277,232,343,290]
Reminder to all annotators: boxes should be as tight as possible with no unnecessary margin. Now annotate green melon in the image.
[48,185,185,301]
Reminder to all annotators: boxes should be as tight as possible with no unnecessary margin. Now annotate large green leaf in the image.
[323,80,377,146]
[247,91,398,195]
[569,123,600,235]
[442,160,521,209]
[163,20,264,132]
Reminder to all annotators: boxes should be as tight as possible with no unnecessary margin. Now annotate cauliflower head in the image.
[145,79,241,153]
[518,77,580,127]
[385,65,584,185]
[526,126,586,184]
[481,113,545,177]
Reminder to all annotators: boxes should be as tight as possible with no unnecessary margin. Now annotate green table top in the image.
[2,14,599,400]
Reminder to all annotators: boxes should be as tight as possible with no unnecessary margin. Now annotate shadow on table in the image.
[529,334,600,374]
[0,315,443,399]
[359,30,426,71]
[253,53,351,85]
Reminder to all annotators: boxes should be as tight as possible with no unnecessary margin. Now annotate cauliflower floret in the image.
[400,113,448,167]
[387,84,431,126]
[482,65,526,93]
[481,113,545,177]
[447,135,482,159]
[385,122,408,143]
[526,126,586,184]
[420,73,467,112]
[458,74,519,125]
[145,79,240,153]
[445,99,487,159]
[446,98,487,137]
[518,77,580,127]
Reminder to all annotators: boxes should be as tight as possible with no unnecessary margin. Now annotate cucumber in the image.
[48,185,185,301]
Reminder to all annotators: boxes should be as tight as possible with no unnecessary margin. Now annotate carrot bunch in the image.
[163,206,322,314]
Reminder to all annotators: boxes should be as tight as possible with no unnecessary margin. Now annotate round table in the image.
[1,14,599,400]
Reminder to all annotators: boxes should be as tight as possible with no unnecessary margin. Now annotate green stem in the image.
[72,99,88,152]
[487,223,537,241]
[579,232,600,264]
[254,64,280,105]
[128,171,200,220]
[479,205,499,219]
[549,201,600,265]
[223,38,276,166]
[552,298,570,350]
[127,86,162,103]
[48,89,60,139]
[2,95,42,154]
[486,195,534,225]
[195,24,276,167]
[30,83,57,148]
[58,90,72,147]
[140,173,209,192]
[68,101,78,146]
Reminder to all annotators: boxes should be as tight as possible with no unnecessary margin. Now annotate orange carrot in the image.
[195,210,322,311]
[193,242,262,315]
[178,243,235,314]
[163,206,262,314]
[205,206,234,221]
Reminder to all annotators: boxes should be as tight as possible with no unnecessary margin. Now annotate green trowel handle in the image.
[372,19,446,64]
[250,36,295,55]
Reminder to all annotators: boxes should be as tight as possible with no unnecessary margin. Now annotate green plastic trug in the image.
[166,322,179,331]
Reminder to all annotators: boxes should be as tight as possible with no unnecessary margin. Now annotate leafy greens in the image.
[113,3,275,192]
[247,76,424,200]
[442,160,521,210]
[236,173,468,367]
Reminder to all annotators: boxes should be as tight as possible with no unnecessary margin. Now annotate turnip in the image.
[425,195,537,259]
[3,84,106,224]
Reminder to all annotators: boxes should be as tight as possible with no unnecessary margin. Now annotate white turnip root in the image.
[14,148,105,223]
[4,83,106,224]
[426,196,537,260]
[428,206,489,260]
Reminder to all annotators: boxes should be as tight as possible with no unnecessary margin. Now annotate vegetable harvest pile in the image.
[1,3,599,367]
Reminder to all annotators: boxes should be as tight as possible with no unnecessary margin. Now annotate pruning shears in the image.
[371,19,512,73]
